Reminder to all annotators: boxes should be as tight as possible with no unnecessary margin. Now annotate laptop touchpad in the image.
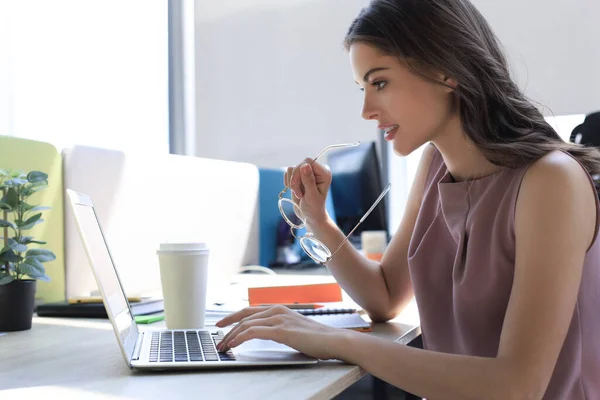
[232,339,315,362]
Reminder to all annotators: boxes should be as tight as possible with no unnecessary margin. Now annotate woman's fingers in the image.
[218,314,287,351]
[284,166,303,199]
[290,167,304,199]
[285,158,315,199]
[284,167,294,188]
[227,326,279,349]
[217,306,289,347]
[215,306,272,328]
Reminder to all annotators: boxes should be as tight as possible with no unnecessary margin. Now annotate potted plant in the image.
[0,169,55,331]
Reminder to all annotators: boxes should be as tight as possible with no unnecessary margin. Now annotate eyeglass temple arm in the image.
[279,141,361,199]
[328,183,392,261]
[310,141,361,164]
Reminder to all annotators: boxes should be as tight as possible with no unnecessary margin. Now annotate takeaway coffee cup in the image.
[157,242,210,329]
[361,231,387,261]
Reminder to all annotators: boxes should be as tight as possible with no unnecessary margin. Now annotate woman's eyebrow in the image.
[363,67,390,82]
[354,67,390,85]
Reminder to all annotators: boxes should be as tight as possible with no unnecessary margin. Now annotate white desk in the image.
[0,316,419,400]
[0,273,421,400]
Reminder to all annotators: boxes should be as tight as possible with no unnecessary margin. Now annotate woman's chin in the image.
[392,140,416,157]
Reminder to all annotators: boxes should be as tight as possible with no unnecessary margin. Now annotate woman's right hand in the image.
[284,158,332,226]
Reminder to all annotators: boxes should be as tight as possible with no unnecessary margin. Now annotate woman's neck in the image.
[432,115,501,182]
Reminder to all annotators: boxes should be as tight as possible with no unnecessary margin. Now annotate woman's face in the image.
[349,43,456,156]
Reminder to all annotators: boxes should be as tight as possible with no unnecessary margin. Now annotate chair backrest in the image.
[0,135,66,303]
[62,145,259,301]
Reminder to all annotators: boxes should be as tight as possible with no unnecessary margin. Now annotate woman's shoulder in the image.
[518,149,597,246]
[524,150,590,185]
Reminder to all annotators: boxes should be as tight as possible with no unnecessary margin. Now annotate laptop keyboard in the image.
[149,330,236,363]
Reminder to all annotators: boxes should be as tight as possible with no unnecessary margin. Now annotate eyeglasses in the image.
[277,142,391,265]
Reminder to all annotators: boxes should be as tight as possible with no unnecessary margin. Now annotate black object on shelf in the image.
[570,111,600,147]
[36,298,163,318]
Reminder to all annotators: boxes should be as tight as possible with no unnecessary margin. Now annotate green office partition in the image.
[0,135,65,303]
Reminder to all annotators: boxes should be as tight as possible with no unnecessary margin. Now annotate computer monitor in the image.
[327,141,388,244]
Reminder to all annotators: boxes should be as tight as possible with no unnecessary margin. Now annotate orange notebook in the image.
[248,282,343,306]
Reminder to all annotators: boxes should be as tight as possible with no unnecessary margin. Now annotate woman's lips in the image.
[379,124,399,141]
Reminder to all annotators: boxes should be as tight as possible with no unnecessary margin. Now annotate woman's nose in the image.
[361,100,379,121]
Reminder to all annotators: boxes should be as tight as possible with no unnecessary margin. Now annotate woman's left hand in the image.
[215,305,346,360]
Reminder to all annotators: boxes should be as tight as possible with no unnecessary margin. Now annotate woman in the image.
[217,0,600,398]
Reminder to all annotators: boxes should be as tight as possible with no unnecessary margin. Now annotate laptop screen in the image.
[72,201,134,344]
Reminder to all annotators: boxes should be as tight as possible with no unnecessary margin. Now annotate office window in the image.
[5,1,169,153]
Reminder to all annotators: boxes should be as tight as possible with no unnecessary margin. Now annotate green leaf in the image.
[30,180,47,187]
[16,213,42,230]
[20,202,34,212]
[0,219,17,230]
[17,237,48,245]
[4,178,28,186]
[7,238,27,253]
[24,205,51,213]
[21,182,48,197]
[19,258,45,278]
[29,213,44,224]
[0,249,20,263]
[19,202,51,214]
[9,170,24,178]
[31,185,48,192]
[20,185,48,197]
[29,180,48,188]
[19,258,50,281]
[20,188,33,197]
[27,171,48,183]
[0,274,15,285]
[2,188,18,208]
[26,248,55,262]
[18,219,43,230]
[0,202,11,211]
[0,169,9,177]
[18,236,35,244]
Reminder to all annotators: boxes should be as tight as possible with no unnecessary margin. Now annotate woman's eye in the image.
[357,81,386,92]
[373,81,387,91]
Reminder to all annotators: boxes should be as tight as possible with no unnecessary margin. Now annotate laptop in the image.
[66,189,318,370]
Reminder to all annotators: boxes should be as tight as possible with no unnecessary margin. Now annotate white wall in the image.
[194,0,376,168]
[472,0,600,116]
[193,0,600,168]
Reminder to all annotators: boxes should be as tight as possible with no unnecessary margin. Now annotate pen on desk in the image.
[258,303,324,309]
[68,296,142,304]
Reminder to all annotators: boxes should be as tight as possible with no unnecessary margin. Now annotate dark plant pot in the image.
[0,279,37,332]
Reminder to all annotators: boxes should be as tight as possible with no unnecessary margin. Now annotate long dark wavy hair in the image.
[345,0,600,179]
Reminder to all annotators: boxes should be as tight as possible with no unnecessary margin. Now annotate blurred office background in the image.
[2,0,599,233]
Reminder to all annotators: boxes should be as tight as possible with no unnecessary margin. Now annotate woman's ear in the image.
[442,75,458,92]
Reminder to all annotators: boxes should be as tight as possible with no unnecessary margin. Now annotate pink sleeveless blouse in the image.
[408,146,600,399]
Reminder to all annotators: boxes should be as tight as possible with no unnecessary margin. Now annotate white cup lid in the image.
[158,242,208,252]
